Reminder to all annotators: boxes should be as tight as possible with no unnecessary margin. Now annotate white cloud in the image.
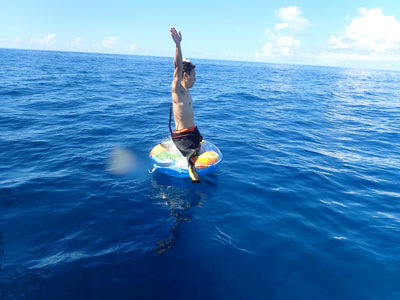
[129,44,136,53]
[274,23,291,31]
[29,34,56,49]
[256,31,300,57]
[257,6,308,58]
[103,36,117,48]
[74,37,83,44]
[274,6,310,32]
[319,51,399,62]
[324,8,400,61]
[66,37,84,49]
[13,38,21,43]
[39,34,56,46]
[30,34,56,47]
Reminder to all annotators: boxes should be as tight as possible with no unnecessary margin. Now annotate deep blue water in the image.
[1,48,400,299]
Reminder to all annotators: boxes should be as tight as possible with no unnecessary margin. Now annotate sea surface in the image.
[0,48,400,299]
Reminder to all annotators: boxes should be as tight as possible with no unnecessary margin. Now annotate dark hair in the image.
[182,61,195,76]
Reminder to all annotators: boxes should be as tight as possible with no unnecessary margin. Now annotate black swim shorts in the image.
[171,125,203,160]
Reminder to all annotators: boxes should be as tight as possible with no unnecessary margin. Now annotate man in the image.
[170,27,202,182]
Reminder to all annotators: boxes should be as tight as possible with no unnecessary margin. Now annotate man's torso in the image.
[171,86,194,130]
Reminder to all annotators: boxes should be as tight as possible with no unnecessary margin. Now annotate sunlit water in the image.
[1,48,400,299]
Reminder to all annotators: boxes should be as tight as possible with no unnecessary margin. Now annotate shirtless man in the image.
[170,27,202,182]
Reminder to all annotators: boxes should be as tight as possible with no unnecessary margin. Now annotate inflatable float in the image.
[149,140,222,178]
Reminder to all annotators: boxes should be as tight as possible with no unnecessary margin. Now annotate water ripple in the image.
[1,49,400,299]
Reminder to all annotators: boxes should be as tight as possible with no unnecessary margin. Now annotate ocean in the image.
[0,48,399,299]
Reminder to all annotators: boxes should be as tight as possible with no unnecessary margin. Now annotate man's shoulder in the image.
[172,88,191,104]
[171,80,183,93]
[172,82,189,95]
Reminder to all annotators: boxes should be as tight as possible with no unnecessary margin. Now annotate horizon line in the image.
[1,46,398,73]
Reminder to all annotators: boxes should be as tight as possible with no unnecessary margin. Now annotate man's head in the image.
[182,61,196,89]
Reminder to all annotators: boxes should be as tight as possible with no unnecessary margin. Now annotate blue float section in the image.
[155,162,220,177]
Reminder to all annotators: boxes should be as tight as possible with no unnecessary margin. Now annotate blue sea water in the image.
[0,48,400,299]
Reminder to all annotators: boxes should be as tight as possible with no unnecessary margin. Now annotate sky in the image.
[2,0,400,70]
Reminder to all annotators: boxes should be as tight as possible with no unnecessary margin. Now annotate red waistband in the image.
[173,125,196,134]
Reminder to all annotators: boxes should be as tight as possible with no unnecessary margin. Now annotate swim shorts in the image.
[171,125,203,160]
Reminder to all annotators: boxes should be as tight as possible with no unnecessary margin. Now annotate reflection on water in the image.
[149,173,215,254]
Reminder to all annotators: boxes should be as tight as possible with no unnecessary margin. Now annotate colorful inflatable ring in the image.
[149,140,223,177]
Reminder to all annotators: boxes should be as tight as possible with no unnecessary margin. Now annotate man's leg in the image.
[172,131,202,183]
[188,157,200,183]
[188,143,202,183]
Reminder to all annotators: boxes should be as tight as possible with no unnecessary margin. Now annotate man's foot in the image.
[188,164,201,183]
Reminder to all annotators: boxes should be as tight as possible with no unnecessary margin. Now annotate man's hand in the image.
[170,27,182,45]
[171,26,183,87]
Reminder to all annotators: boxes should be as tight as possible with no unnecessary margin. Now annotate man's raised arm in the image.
[170,27,183,90]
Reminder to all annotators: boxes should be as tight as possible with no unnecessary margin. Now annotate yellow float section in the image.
[149,144,166,157]
[193,151,219,168]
